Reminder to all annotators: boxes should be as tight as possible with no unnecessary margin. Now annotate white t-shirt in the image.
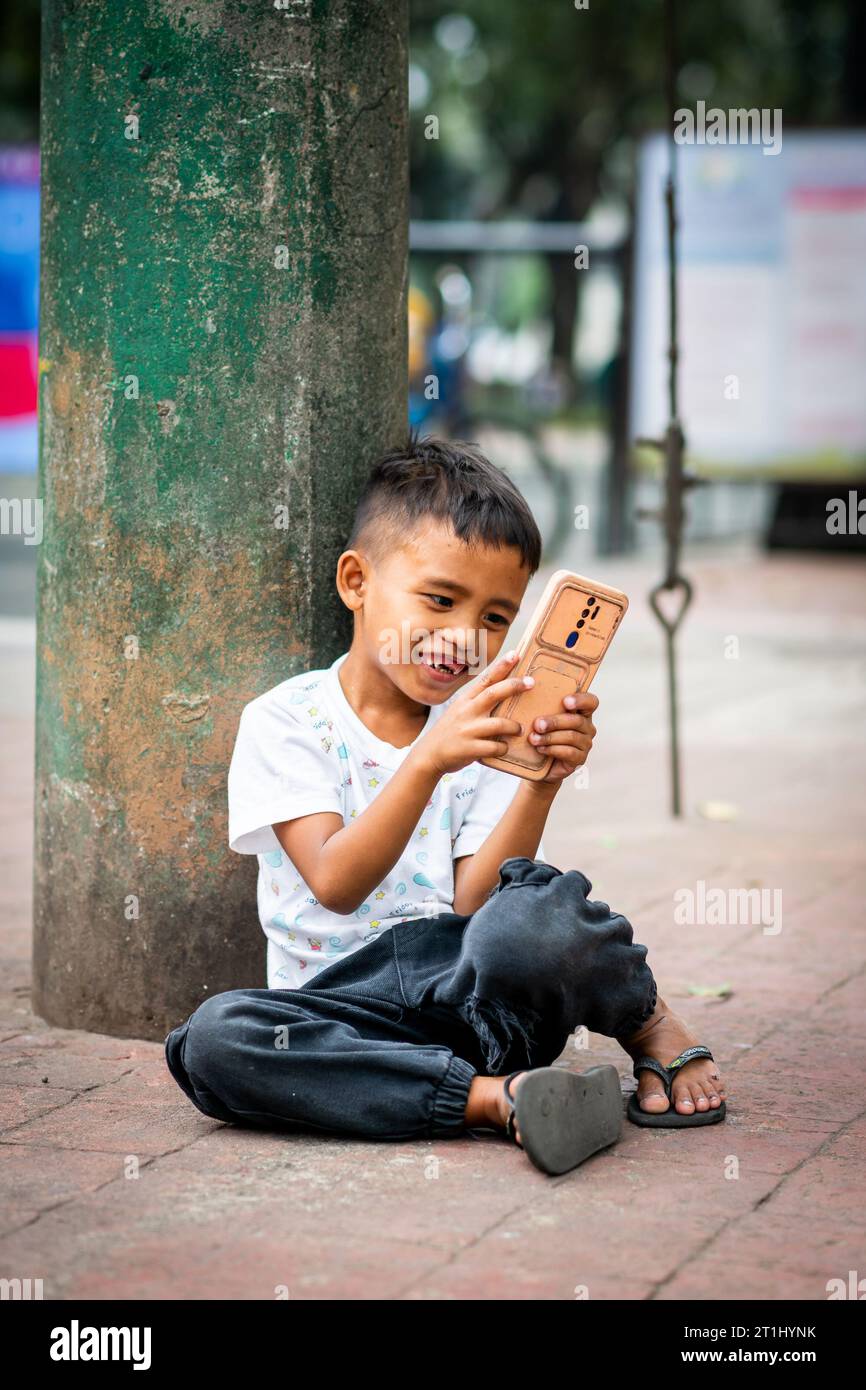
[228,652,548,989]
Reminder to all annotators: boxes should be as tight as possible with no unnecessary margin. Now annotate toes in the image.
[638,1079,670,1113]
[671,1076,698,1113]
[673,1070,725,1113]
[636,1057,727,1117]
[691,1081,711,1112]
[697,1073,727,1107]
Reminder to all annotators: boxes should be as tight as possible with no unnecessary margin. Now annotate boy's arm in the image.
[273,744,441,916]
[452,779,558,916]
[270,652,536,916]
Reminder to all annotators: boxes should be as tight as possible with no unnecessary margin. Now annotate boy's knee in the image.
[182,989,250,1083]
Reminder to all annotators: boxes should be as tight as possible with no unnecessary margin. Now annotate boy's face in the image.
[342,517,531,705]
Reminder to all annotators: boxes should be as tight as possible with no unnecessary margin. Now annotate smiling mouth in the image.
[421,654,468,677]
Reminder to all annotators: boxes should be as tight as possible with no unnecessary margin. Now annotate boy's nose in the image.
[435,626,479,661]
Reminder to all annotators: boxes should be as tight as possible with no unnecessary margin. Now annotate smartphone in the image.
[479,569,629,780]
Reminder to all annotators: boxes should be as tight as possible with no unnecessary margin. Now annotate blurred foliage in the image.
[405,0,865,393]
[409,0,865,221]
[3,0,862,197]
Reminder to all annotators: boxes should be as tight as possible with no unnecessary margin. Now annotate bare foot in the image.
[619,998,727,1117]
[465,1072,530,1146]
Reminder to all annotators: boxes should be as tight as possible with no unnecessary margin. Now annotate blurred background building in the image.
[2,0,865,616]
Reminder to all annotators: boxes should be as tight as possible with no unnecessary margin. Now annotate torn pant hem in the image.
[456,992,544,1075]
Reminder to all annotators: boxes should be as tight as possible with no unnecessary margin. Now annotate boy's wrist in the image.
[520,777,560,803]
[403,744,444,789]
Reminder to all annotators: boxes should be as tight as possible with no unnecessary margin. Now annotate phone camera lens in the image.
[581,608,590,618]
[587,596,596,605]
[576,619,585,628]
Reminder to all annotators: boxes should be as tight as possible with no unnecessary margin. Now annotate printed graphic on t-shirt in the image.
[228,653,537,989]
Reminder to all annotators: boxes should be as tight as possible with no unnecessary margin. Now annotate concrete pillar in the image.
[33,1,408,1038]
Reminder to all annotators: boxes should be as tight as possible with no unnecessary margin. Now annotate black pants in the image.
[164,857,657,1141]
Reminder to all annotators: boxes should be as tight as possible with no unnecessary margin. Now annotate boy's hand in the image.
[414,651,534,777]
[529,690,599,785]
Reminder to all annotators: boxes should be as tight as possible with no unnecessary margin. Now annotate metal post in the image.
[634,0,708,816]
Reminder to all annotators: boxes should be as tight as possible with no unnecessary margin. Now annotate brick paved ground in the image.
[1,542,864,1300]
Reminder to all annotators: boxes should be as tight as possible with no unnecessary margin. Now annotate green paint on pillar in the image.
[33,0,409,1038]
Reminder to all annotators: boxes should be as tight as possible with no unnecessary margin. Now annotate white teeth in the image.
[427,656,463,674]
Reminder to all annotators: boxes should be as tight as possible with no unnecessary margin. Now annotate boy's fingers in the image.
[463,652,519,695]
[562,691,599,713]
[474,736,517,757]
[537,739,591,762]
[477,651,520,681]
[533,713,596,735]
[473,673,537,709]
[480,716,524,738]
[530,729,593,748]
[544,748,585,767]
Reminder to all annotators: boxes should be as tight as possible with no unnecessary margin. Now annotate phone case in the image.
[479,569,629,780]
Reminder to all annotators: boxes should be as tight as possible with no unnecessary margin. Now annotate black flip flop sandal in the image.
[627,1044,727,1127]
[502,1064,623,1175]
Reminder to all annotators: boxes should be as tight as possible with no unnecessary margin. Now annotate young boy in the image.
[165,432,726,1175]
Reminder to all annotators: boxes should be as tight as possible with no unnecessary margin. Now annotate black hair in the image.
[346,427,542,575]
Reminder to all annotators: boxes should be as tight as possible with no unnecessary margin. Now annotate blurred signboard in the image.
[0,145,39,475]
[631,131,866,479]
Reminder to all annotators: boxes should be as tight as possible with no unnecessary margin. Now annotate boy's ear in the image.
[336,550,366,609]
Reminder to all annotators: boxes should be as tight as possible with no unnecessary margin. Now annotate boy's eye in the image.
[423,594,508,626]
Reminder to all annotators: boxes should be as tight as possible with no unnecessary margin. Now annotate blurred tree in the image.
[2,1,863,390]
[409,0,865,397]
